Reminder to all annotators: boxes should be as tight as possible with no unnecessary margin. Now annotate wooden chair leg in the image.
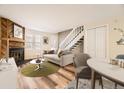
[99,76,103,89]
[115,83,117,89]
[76,78,79,89]
[91,69,96,89]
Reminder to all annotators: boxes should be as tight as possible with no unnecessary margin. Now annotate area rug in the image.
[21,62,59,77]
[64,79,124,89]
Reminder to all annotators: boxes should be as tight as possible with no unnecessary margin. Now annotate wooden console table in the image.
[87,58,124,89]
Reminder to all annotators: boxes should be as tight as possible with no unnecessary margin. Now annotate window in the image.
[25,34,41,50]
[34,35,41,50]
[25,35,33,49]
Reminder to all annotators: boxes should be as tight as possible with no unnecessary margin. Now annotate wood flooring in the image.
[17,63,75,89]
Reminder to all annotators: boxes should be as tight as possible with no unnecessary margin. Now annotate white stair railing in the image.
[59,26,84,50]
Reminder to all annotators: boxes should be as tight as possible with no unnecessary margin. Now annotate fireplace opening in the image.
[9,48,24,66]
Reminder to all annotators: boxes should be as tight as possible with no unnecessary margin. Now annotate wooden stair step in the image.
[78,39,82,42]
[75,42,80,45]
[70,47,75,50]
[78,39,83,42]
[72,45,77,48]
[80,38,83,40]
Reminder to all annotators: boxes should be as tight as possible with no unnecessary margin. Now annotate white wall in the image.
[25,29,58,59]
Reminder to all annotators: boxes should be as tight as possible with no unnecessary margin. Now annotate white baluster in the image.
[59,26,84,50]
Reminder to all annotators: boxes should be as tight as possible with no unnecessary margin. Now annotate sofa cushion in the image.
[44,54,60,62]
[47,50,55,54]
[58,50,72,57]
[43,50,55,54]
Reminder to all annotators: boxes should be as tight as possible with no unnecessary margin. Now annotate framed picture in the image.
[43,36,49,44]
[14,24,23,39]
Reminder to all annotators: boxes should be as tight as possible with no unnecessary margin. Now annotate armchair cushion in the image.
[76,66,88,73]
[43,50,55,54]
[77,67,91,79]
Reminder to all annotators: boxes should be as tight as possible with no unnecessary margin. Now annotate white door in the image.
[87,28,96,58]
[86,25,108,59]
[96,26,107,59]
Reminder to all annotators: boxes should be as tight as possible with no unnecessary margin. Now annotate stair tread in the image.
[60,26,84,50]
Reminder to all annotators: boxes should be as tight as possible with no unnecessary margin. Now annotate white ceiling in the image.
[0,4,124,33]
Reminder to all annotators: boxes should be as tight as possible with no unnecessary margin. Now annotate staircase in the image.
[59,26,84,51]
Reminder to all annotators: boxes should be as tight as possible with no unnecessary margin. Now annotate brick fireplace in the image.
[9,48,24,66]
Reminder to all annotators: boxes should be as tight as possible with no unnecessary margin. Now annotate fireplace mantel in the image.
[0,17,25,65]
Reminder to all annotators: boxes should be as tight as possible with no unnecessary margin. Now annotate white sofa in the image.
[43,50,73,67]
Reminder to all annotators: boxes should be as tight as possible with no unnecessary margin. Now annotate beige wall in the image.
[109,17,124,58]
[58,29,72,44]
[25,29,58,59]
[25,16,124,59]
[0,18,1,58]
[84,16,124,58]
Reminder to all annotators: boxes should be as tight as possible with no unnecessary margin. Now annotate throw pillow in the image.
[47,50,55,54]
[57,49,61,55]
[58,50,63,57]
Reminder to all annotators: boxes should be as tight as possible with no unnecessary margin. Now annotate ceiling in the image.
[0,4,124,33]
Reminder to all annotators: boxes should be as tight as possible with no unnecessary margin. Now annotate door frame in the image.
[84,24,109,60]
